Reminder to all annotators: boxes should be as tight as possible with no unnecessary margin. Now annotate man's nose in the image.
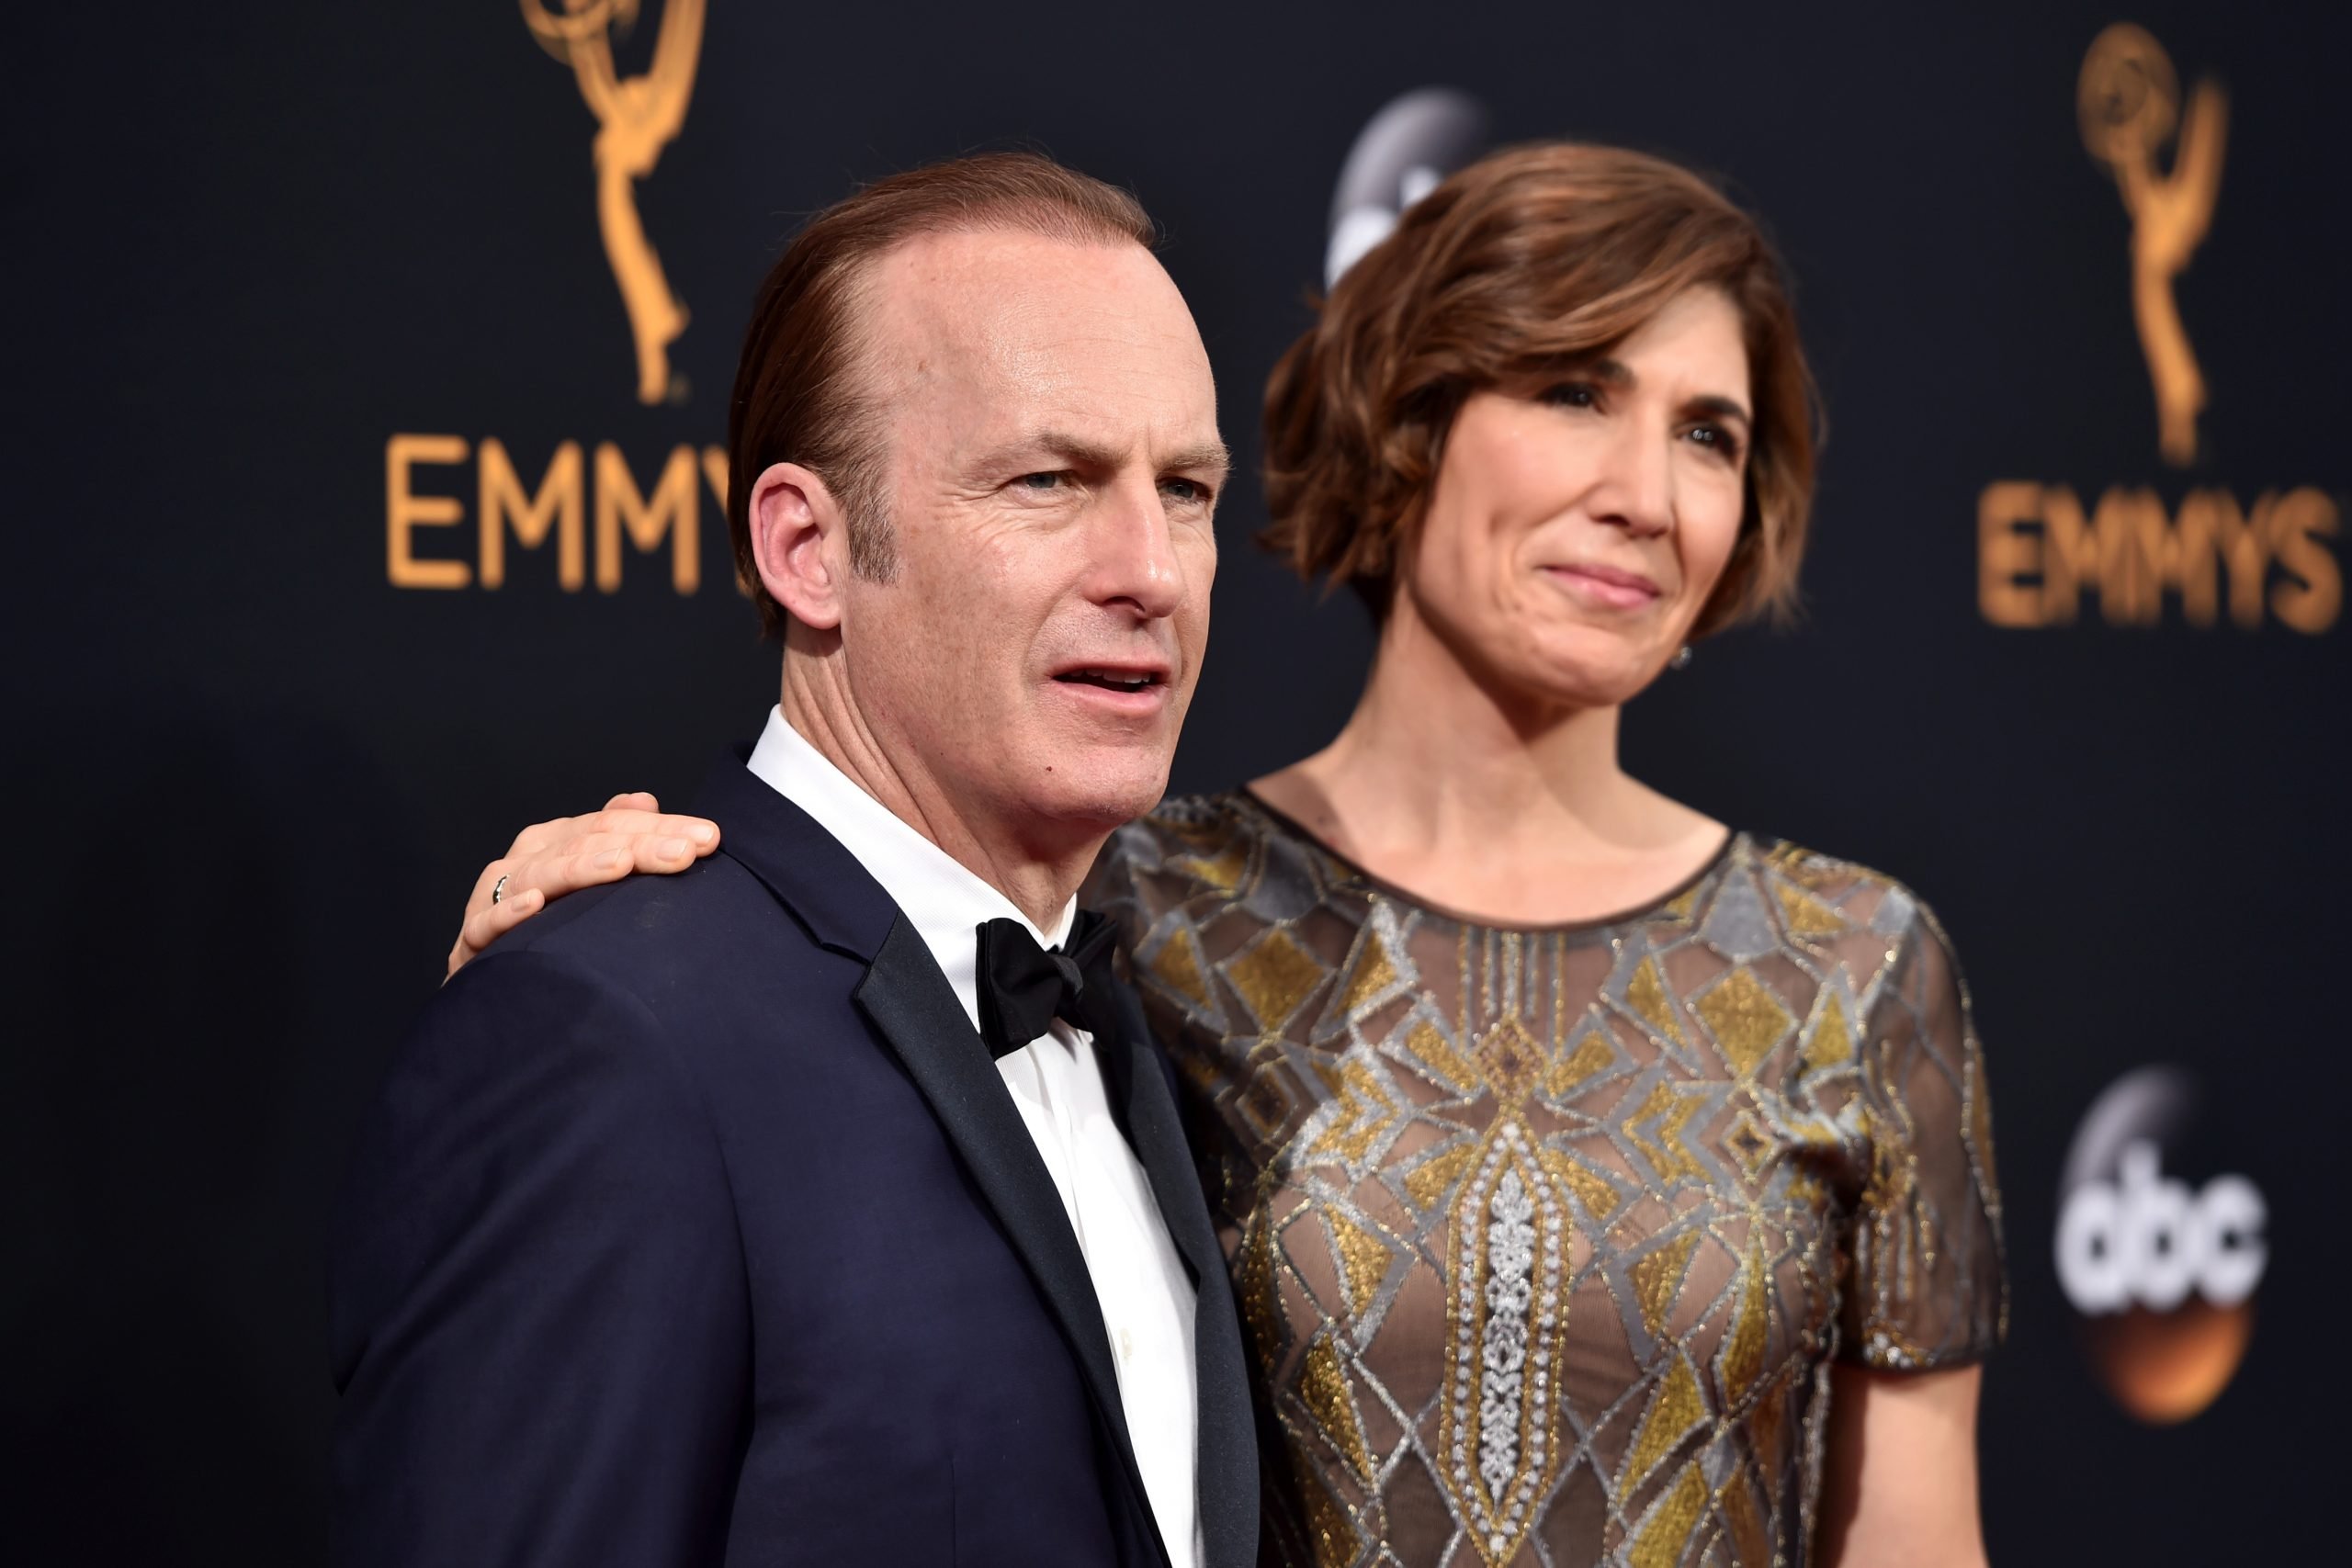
[1084,476,1186,619]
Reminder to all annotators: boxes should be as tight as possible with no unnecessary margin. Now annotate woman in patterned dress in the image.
[452,143,2004,1567]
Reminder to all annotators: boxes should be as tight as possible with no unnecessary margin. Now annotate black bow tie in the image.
[975,909,1121,1059]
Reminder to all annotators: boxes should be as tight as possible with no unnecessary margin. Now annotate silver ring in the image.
[491,873,511,906]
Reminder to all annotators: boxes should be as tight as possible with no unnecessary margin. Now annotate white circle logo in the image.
[1323,87,1490,288]
[2054,1066,2266,1422]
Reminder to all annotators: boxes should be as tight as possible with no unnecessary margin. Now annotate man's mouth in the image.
[1053,668,1166,694]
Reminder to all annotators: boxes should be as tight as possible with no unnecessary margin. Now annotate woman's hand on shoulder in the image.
[447,792,720,980]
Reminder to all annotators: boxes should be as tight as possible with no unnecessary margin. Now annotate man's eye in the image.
[1161,478,1212,505]
[1542,382,1600,411]
[1015,471,1067,491]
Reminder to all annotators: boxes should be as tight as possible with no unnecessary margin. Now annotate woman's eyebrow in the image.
[1574,358,1751,425]
[1687,392,1752,426]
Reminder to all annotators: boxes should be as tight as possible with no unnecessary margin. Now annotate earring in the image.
[1670,644,1694,671]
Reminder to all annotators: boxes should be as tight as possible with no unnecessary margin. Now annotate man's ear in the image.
[748,462,847,631]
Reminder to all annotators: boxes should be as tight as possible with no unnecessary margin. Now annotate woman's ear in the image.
[748,462,847,630]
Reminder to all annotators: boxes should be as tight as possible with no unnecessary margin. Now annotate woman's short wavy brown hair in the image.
[1261,142,1819,636]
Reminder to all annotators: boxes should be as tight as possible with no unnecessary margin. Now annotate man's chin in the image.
[1023,755,1173,838]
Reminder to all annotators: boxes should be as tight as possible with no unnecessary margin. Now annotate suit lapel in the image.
[1098,984,1261,1568]
[703,750,1248,1566]
[854,917,1168,1567]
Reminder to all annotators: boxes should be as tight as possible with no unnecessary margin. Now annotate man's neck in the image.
[779,667,1101,931]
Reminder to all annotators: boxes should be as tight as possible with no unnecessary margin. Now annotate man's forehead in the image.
[869,231,1182,358]
[859,229,1216,449]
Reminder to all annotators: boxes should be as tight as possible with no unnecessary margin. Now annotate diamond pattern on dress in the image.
[1694,968,1795,1078]
[1094,802,2007,1568]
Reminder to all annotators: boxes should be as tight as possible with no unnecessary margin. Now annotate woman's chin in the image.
[1503,631,1669,709]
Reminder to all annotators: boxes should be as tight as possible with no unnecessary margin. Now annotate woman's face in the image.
[1400,286,1753,710]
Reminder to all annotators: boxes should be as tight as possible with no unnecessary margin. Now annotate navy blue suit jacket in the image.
[329,755,1256,1567]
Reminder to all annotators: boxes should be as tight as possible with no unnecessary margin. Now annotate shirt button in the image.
[1118,1327,1135,1363]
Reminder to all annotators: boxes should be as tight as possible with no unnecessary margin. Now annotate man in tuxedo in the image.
[329,153,1253,1568]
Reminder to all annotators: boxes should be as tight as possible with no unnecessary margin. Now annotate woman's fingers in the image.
[578,812,719,856]
[500,807,719,878]
[448,885,543,979]
[529,819,720,875]
[447,799,721,982]
[530,840,660,900]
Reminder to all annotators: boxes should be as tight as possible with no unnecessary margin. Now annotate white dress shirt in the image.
[746,707,1203,1568]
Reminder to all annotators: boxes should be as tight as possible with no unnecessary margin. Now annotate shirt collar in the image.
[743,705,1073,1032]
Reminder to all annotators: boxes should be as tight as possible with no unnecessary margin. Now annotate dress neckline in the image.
[1230,786,1743,935]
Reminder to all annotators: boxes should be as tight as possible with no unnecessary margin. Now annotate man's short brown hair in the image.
[727,152,1159,637]
[1261,142,1820,637]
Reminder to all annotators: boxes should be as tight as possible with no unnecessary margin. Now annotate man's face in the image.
[839,230,1224,848]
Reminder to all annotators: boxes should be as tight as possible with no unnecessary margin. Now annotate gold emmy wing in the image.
[1094,794,2006,1568]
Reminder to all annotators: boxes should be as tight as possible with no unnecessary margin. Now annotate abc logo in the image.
[2055,1141,2265,1314]
[1323,87,1489,288]
[2054,1066,2266,1423]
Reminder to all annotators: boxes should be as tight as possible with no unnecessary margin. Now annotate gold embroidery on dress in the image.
[1300,1334,1374,1483]
[1179,844,1249,893]
[1630,1232,1701,1340]
[1773,879,1848,937]
[1148,924,1213,1009]
[1621,1081,1710,1186]
[1537,1142,1623,1225]
[1400,1140,1480,1214]
[1337,929,1400,1014]
[1695,967,1795,1078]
[1624,955,1686,1043]
[1399,1017,1486,1097]
[1544,1029,1616,1099]
[1802,991,1856,1071]
[1306,1059,1400,1166]
[1227,928,1328,1032]
[1618,1356,1705,1502]
[1325,1211,1393,1321]
[1628,1462,1709,1568]
[1094,799,2007,1567]
[1720,1246,1771,1403]
[1718,1469,1772,1567]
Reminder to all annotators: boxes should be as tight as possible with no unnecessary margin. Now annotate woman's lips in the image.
[1544,563,1664,611]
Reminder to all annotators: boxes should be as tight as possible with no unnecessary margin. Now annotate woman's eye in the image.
[1685,425,1744,464]
[1543,382,1600,411]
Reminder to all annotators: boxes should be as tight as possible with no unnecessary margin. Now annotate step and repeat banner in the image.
[6,2,2346,1562]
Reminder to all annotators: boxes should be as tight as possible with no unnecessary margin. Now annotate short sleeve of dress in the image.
[1838,902,2007,1370]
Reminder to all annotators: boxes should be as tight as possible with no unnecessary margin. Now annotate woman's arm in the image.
[447,792,719,978]
[1817,1363,1987,1567]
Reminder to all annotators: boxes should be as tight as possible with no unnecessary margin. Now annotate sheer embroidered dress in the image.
[1094,793,2004,1568]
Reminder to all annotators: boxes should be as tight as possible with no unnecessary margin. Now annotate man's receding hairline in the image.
[828,220,1168,438]
[851,219,1159,299]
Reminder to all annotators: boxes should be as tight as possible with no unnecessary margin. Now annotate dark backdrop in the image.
[6,1,2345,1561]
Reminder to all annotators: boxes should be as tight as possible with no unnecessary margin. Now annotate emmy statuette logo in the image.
[523,0,706,405]
[1974,24,2337,634]
[2080,23,2227,468]
[381,1,727,597]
